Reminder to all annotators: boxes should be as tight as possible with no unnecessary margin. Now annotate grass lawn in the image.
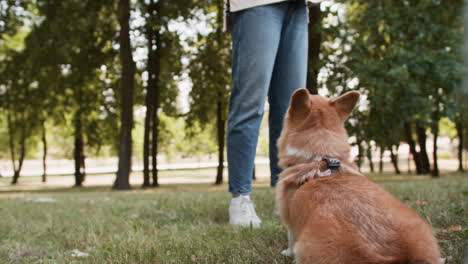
[0,173,467,263]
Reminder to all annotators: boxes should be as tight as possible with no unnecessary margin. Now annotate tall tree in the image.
[2,0,120,186]
[455,120,465,172]
[0,0,33,184]
[114,0,136,190]
[140,0,190,188]
[389,145,401,175]
[40,120,47,182]
[142,0,157,188]
[188,0,231,185]
[454,2,468,172]
[306,4,322,94]
[366,144,374,173]
[29,0,118,186]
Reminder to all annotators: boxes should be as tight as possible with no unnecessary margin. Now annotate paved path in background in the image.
[1,157,462,178]
[0,158,271,178]
[0,158,464,191]
[0,158,270,189]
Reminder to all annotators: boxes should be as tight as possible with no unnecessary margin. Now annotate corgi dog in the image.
[275,88,441,264]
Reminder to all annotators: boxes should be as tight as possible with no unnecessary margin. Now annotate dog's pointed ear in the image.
[331,91,360,120]
[289,88,311,117]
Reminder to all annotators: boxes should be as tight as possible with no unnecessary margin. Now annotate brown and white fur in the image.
[275,88,441,264]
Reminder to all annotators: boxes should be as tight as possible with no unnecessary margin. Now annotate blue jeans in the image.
[227,1,308,195]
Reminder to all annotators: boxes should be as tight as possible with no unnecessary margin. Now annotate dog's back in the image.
[284,173,440,264]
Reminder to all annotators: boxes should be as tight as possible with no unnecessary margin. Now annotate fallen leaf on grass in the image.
[415,200,428,205]
[436,225,463,233]
[70,249,89,258]
[130,213,139,219]
[155,210,177,220]
[24,197,57,203]
[446,225,462,232]
[439,256,452,264]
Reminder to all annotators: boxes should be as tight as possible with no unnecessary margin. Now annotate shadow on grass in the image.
[366,171,468,183]
[0,181,274,197]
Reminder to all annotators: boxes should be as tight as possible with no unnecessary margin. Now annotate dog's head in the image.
[277,88,360,168]
[284,88,360,131]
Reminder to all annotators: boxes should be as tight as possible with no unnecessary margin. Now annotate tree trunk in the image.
[9,111,26,185]
[142,112,152,187]
[366,144,374,173]
[456,121,464,172]
[415,121,430,174]
[214,0,226,185]
[142,1,156,188]
[404,122,423,174]
[81,143,86,182]
[73,134,84,187]
[14,123,26,185]
[151,23,161,188]
[114,0,136,190]
[142,101,152,187]
[74,111,84,187]
[431,127,439,177]
[407,153,412,174]
[7,110,17,183]
[379,147,384,173]
[306,5,321,95]
[151,103,159,187]
[41,120,47,182]
[12,130,26,185]
[215,89,225,185]
[356,141,363,171]
[389,146,401,175]
[430,112,440,177]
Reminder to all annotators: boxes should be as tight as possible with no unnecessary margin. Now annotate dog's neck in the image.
[278,129,360,174]
[280,149,361,176]
[282,145,344,167]
[285,146,323,162]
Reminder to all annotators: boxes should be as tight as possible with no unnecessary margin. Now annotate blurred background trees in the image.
[0,0,466,187]
[320,0,466,177]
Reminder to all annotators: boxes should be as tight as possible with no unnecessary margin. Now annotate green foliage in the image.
[137,0,194,115]
[1,0,121,162]
[321,0,465,149]
[159,114,217,161]
[187,0,231,128]
[33,0,119,151]
[133,111,217,162]
[0,0,30,36]
[439,118,458,139]
[1,0,465,171]
[0,1,35,162]
[0,0,217,165]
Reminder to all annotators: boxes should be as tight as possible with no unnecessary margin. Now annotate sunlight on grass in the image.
[0,174,467,263]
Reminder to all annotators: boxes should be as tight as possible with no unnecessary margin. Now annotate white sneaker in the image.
[229,195,261,228]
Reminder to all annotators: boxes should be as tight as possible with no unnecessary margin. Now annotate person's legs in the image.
[228,3,288,195]
[268,1,308,187]
[228,2,292,228]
